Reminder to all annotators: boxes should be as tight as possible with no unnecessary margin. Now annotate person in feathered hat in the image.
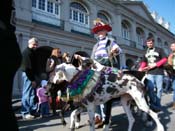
[92,18,112,34]
[91,18,122,67]
[91,18,122,128]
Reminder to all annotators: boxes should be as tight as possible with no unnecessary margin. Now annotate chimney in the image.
[158,16,164,25]
[151,11,158,20]
[164,21,170,30]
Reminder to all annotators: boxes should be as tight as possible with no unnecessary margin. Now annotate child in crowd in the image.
[36,80,50,118]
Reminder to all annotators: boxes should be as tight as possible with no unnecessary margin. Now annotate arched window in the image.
[148,33,154,38]
[164,41,168,46]
[136,27,144,46]
[97,12,112,35]
[70,2,89,25]
[122,20,130,40]
[97,12,109,24]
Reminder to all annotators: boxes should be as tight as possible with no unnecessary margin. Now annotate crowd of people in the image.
[20,40,73,120]
[19,20,175,129]
[2,1,175,128]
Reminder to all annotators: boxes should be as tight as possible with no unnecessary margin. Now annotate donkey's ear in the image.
[61,65,66,71]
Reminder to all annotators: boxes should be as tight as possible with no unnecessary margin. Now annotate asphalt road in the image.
[15,92,175,131]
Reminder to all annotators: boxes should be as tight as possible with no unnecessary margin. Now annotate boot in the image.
[95,116,102,125]
[171,102,175,110]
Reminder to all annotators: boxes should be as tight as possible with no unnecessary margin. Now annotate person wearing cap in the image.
[138,36,167,112]
[91,18,122,128]
[36,80,50,118]
[20,37,39,120]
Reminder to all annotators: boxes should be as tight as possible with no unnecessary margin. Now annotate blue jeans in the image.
[146,74,163,110]
[40,102,50,116]
[21,72,38,116]
[172,76,175,102]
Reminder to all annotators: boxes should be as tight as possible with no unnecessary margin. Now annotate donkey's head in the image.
[53,63,78,83]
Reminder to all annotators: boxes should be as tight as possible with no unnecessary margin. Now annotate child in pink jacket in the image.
[37,80,50,117]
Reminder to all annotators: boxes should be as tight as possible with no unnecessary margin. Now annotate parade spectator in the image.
[0,0,22,130]
[168,42,175,109]
[163,70,171,93]
[62,52,71,64]
[45,48,63,115]
[20,37,39,120]
[91,18,122,128]
[36,80,50,118]
[46,48,62,83]
[138,36,167,112]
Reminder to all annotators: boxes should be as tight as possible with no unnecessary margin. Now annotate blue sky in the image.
[142,0,175,34]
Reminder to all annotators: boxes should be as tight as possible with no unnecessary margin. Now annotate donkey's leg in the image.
[70,108,82,129]
[75,113,81,128]
[74,108,83,129]
[70,109,76,129]
[87,104,96,131]
[121,95,135,131]
[128,88,164,131]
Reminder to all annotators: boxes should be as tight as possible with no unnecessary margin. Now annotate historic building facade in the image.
[13,0,175,96]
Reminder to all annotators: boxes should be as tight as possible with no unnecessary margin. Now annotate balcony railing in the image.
[114,36,145,50]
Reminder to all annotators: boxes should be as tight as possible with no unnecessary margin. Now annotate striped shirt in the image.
[94,37,121,59]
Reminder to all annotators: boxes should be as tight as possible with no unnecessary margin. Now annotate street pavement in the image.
[14,92,175,131]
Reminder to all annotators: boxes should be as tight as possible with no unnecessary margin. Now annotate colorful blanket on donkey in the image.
[67,69,101,102]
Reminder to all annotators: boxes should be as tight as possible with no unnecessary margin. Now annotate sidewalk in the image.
[14,92,175,131]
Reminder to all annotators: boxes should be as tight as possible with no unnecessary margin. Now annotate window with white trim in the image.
[32,0,60,16]
[32,0,37,8]
[122,21,130,40]
[136,27,144,46]
[70,2,89,25]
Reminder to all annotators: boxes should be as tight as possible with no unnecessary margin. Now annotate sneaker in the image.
[95,121,104,129]
[23,114,35,120]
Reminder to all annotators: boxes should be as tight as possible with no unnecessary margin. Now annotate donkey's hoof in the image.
[62,120,67,126]
[70,128,75,131]
[75,122,80,129]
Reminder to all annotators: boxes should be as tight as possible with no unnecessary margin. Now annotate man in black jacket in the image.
[0,0,22,130]
[20,37,39,120]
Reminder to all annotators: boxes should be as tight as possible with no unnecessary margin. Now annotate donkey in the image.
[53,63,164,131]
[73,55,149,128]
